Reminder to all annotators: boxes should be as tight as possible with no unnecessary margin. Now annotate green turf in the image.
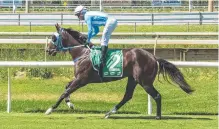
[0,68,217,129]
[1,24,218,32]
[0,67,217,114]
[0,113,217,129]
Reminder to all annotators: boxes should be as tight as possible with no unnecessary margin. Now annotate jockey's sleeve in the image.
[92,26,99,37]
[86,17,93,43]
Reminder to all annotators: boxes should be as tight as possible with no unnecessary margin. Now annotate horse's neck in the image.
[69,47,89,61]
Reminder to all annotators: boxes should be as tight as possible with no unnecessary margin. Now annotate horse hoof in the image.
[155,116,161,120]
[104,114,110,119]
[67,102,74,109]
[45,108,53,115]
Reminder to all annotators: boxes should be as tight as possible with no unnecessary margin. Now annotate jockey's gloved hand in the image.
[84,40,90,46]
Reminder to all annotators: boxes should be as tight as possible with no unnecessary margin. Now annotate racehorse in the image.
[46,23,194,119]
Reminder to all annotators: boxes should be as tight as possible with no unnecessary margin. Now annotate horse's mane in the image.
[64,28,87,44]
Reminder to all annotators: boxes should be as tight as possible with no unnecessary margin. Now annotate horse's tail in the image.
[156,58,194,94]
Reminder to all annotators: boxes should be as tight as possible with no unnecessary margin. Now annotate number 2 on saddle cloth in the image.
[90,46,123,77]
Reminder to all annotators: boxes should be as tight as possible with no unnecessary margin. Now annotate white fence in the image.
[1,32,218,36]
[1,61,218,114]
[1,39,217,45]
[0,61,218,68]
[0,32,218,45]
[0,12,218,25]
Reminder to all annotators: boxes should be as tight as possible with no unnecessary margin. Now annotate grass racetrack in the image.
[0,24,218,32]
[0,69,218,129]
[0,113,217,129]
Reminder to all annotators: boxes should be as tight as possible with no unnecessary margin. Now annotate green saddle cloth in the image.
[90,46,123,77]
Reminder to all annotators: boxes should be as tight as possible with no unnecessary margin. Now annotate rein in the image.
[50,31,86,51]
[50,28,92,65]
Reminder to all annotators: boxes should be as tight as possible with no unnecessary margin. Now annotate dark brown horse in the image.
[46,24,194,119]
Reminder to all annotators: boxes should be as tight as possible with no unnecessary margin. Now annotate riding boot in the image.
[99,46,108,81]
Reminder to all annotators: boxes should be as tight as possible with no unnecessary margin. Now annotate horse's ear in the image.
[55,23,61,33]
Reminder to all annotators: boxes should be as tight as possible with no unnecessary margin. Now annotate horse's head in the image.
[46,23,86,56]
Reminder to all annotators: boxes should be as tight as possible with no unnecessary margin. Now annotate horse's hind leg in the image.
[140,84,161,119]
[45,79,83,115]
[64,81,74,109]
[105,76,137,118]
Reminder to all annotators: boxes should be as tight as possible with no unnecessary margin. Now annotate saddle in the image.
[90,46,123,77]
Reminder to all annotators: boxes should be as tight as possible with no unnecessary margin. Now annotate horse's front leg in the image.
[64,81,75,109]
[45,78,83,115]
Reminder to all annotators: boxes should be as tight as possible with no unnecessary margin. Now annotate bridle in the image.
[50,28,86,52]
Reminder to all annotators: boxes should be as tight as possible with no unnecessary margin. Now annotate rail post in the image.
[78,20,80,31]
[187,22,190,32]
[183,49,189,61]
[173,45,176,60]
[18,13,20,26]
[61,13,63,25]
[199,12,203,25]
[45,36,48,61]
[151,13,154,25]
[29,22,32,32]
[147,34,159,115]
[7,68,11,113]
[134,22,136,32]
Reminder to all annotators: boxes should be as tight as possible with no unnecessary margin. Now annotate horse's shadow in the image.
[25,109,140,114]
[173,112,218,116]
[108,116,212,120]
[25,109,213,120]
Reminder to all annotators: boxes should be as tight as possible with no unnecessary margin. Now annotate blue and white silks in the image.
[84,11,117,46]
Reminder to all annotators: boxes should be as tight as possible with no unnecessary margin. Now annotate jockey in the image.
[74,5,118,80]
